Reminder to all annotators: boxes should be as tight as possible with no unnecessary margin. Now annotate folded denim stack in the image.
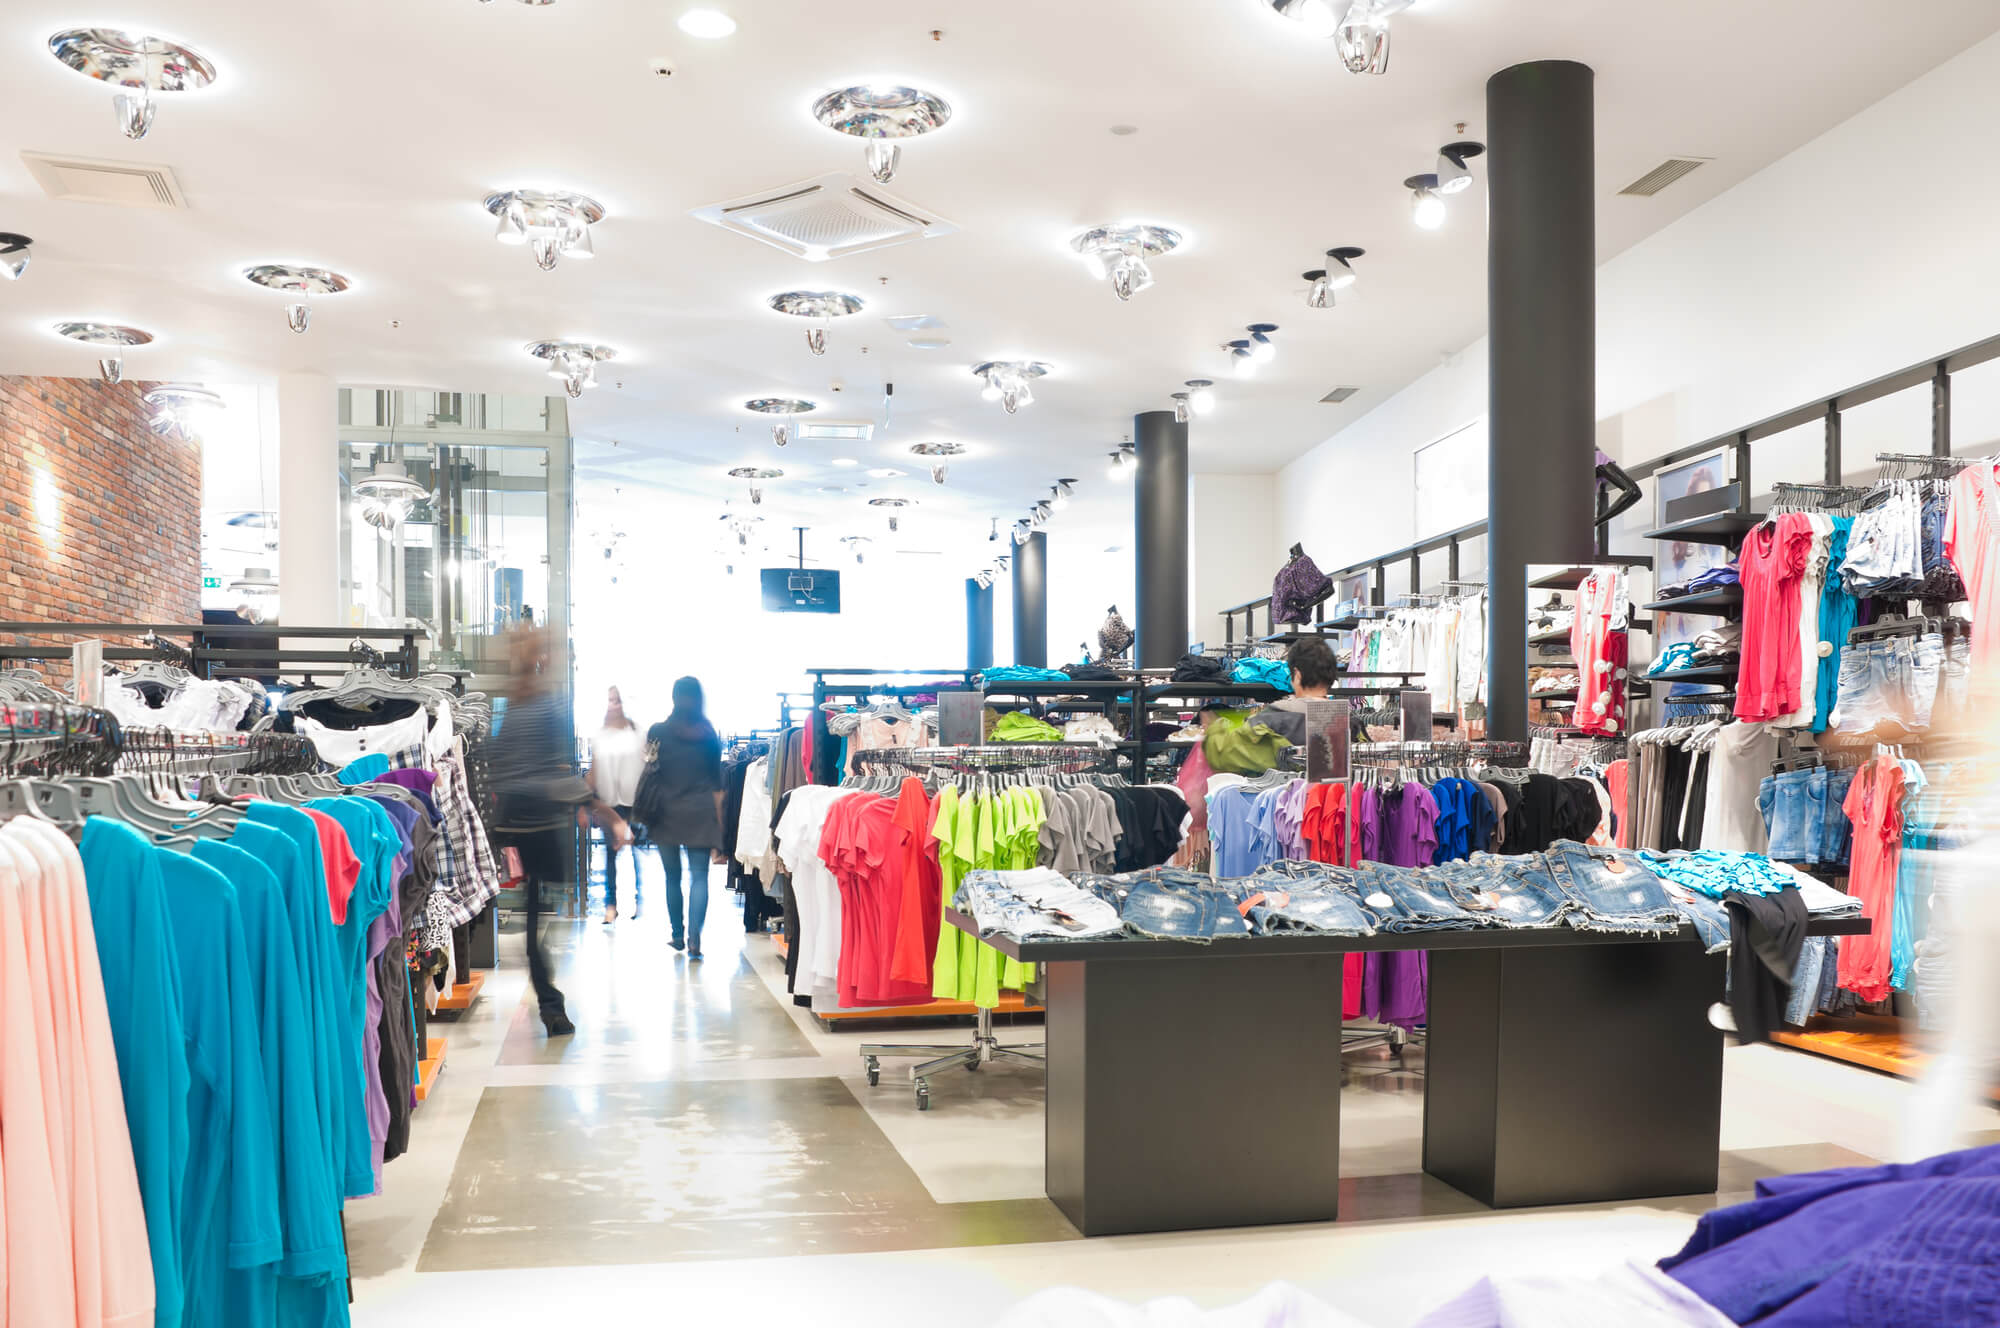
[1655,565,1740,599]
[1072,866,1252,941]
[955,867,1125,940]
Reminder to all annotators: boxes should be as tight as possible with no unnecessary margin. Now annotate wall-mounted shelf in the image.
[1527,556,1654,591]
[1646,663,1740,685]
[1643,511,1762,548]
[1642,585,1743,617]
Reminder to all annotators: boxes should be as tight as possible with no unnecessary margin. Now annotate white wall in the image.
[1277,28,2000,561]
[1189,473,1279,646]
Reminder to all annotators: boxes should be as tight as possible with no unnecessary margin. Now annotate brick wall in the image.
[0,375,203,635]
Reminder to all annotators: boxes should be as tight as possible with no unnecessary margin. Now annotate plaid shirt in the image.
[431,744,503,926]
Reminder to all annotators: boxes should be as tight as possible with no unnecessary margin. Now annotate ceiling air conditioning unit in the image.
[690,171,958,261]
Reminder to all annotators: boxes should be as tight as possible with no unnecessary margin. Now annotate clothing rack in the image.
[1351,739,1529,769]
[1874,451,1973,480]
[0,621,433,679]
[1770,481,1870,514]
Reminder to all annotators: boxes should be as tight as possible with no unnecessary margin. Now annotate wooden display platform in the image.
[433,970,486,1013]
[414,1037,447,1103]
[1772,1015,2000,1102]
[814,990,1039,1026]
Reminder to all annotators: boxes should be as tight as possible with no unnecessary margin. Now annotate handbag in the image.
[1098,605,1133,661]
[1271,544,1334,625]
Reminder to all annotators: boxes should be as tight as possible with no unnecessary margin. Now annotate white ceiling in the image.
[4,0,1996,562]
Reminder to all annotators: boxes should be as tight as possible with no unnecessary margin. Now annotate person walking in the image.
[635,676,727,959]
[489,627,630,1035]
[589,685,647,924]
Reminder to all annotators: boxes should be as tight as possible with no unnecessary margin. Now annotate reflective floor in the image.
[345,858,2000,1325]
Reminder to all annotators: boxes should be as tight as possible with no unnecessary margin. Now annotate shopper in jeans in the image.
[491,628,632,1035]
[636,676,726,959]
[588,685,647,924]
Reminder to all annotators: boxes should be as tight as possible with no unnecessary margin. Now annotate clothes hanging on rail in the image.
[1946,457,2000,668]
[1736,513,1816,723]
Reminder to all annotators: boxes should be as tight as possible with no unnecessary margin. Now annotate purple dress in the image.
[1362,783,1439,1028]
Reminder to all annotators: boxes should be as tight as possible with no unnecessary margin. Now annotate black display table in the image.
[947,909,1870,1236]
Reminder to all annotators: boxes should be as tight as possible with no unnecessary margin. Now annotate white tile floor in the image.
[344,870,2000,1325]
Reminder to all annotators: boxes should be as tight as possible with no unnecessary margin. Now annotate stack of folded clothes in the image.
[1654,565,1740,599]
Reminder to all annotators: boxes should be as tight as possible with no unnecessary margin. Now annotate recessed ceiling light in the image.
[830,457,859,467]
[677,8,736,38]
[811,84,953,183]
[1109,124,1139,136]
[867,467,905,479]
[48,27,218,140]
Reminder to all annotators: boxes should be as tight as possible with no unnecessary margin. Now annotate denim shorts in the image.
[1547,841,1685,935]
[1243,882,1376,936]
[1822,766,1856,866]
[1441,853,1573,928]
[1119,877,1251,941]
[1908,633,1944,730]
[1759,768,1826,863]
[1831,641,1902,735]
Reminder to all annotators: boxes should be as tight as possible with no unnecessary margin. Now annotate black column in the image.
[1486,60,1598,741]
[1012,531,1048,667]
[965,577,994,672]
[1134,409,1189,672]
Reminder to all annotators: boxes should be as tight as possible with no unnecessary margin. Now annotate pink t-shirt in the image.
[1945,461,2000,671]
[1734,514,1814,722]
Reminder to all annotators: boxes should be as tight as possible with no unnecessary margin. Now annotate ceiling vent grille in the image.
[1319,386,1361,404]
[798,419,875,442]
[691,171,957,261]
[1618,157,1712,197]
[21,151,187,208]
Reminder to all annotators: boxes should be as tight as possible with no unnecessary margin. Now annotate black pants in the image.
[502,827,568,1017]
[604,803,641,912]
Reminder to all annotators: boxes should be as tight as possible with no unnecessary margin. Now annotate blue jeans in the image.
[1547,841,1684,935]
[1119,877,1249,941]
[1823,767,1857,866]
[1241,866,1377,935]
[1443,854,1573,928]
[658,843,711,950]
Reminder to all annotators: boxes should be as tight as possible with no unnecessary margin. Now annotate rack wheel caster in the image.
[863,1055,880,1086]
[915,1079,931,1111]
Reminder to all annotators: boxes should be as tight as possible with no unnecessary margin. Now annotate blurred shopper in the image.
[490,627,630,1035]
[589,685,647,924]
[636,676,726,959]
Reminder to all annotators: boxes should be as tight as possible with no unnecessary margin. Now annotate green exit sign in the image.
[203,576,222,589]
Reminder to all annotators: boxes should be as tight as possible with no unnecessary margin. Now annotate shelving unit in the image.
[1641,585,1743,616]
[1643,510,1763,547]
[1645,663,1740,685]
[1527,556,1653,592]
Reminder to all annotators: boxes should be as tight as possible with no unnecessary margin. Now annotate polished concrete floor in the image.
[345,857,2000,1325]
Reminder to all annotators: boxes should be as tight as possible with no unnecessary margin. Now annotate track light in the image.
[1034,499,1054,525]
[1304,269,1333,309]
[1406,175,1445,230]
[0,234,31,281]
[1435,140,1484,195]
[1247,324,1278,363]
[1108,445,1136,480]
[1012,520,1031,545]
[1051,480,1074,509]
[1323,246,1363,291]
[1185,380,1215,416]
[1226,340,1257,378]
[1173,392,1190,424]
[1336,0,1412,74]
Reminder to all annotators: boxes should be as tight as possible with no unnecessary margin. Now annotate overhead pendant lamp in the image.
[768,289,864,357]
[811,84,953,183]
[483,189,605,271]
[354,460,428,529]
[1069,223,1183,302]
[971,360,1050,415]
[745,396,816,447]
[54,320,153,384]
[47,27,217,139]
[527,340,616,398]
[243,263,353,333]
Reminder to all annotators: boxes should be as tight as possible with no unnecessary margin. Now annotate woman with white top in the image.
[589,686,647,923]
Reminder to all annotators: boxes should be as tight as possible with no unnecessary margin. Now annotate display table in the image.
[946,909,1871,1236]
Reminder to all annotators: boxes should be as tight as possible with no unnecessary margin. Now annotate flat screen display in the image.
[760,567,841,613]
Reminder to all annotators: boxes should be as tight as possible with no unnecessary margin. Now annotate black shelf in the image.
[1532,688,1579,702]
[1527,556,1654,591]
[1527,627,1571,646]
[1646,663,1740,684]
[1642,585,1744,617]
[1643,510,1763,548]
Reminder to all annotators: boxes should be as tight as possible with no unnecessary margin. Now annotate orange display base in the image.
[414,1038,447,1103]
[773,933,789,958]
[814,990,1039,1023]
[1772,1015,2000,1102]
[434,970,486,1013]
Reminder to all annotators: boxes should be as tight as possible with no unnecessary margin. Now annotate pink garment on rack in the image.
[1570,569,1628,737]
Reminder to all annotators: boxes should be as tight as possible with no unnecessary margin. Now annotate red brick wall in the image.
[0,375,203,635]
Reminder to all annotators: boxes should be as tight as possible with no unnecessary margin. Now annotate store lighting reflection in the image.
[32,466,60,547]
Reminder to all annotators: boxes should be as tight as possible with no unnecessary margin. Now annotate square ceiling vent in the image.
[691,171,957,261]
[22,150,187,208]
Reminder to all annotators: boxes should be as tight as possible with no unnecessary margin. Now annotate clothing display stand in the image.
[845,742,1128,1109]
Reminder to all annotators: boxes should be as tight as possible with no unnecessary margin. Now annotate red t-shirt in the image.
[821,795,930,1007]
[302,806,361,925]
[887,779,940,990]
[1836,756,1905,1004]
[1735,514,1814,722]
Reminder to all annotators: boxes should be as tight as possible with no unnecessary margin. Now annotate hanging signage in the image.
[202,575,223,589]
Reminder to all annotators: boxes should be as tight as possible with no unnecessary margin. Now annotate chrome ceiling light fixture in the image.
[0,234,32,281]
[1069,223,1182,302]
[243,264,353,333]
[1050,479,1075,510]
[841,534,871,565]
[143,384,224,440]
[55,321,153,383]
[1337,0,1412,74]
[1307,246,1365,310]
[745,396,817,447]
[1405,174,1446,230]
[1030,499,1054,528]
[1246,323,1280,364]
[1224,339,1257,379]
[869,495,912,532]
[810,83,953,184]
[972,360,1050,415]
[227,566,278,595]
[483,189,605,271]
[1172,392,1192,423]
[1434,139,1485,195]
[729,465,783,506]
[48,27,217,139]
[910,440,965,484]
[1107,444,1137,480]
[1011,519,1031,546]
[1184,380,1216,416]
[354,460,428,530]
[767,289,864,356]
[526,341,615,398]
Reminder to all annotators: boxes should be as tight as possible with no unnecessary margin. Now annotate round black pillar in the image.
[1485,60,1598,741]
[1134,409,1189,672]
[1012,531,1048,667]
[965,577,994,672]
